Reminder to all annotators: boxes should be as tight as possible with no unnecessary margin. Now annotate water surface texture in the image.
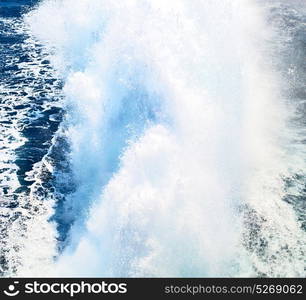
[0,0,305,277]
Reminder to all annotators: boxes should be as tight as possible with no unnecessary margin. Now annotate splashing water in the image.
[1,0,305,277]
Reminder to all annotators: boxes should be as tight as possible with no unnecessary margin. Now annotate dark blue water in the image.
[0,1,37,17]
[0,0,65,275]
[1,0,62,187]
[271,4,306,231]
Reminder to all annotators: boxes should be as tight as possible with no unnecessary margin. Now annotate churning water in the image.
[0,0,305,277]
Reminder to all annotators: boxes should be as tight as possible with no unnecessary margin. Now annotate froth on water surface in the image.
[0,0,305,277]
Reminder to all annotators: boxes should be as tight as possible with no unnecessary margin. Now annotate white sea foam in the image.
[26,0,306,277]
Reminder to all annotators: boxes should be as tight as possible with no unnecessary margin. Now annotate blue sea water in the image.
[0,0,64,274]
[0,0,305,277]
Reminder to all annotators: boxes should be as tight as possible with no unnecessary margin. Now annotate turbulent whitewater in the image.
[0,0,305,277]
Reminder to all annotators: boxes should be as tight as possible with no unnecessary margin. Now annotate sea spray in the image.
[20,0,306,276]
